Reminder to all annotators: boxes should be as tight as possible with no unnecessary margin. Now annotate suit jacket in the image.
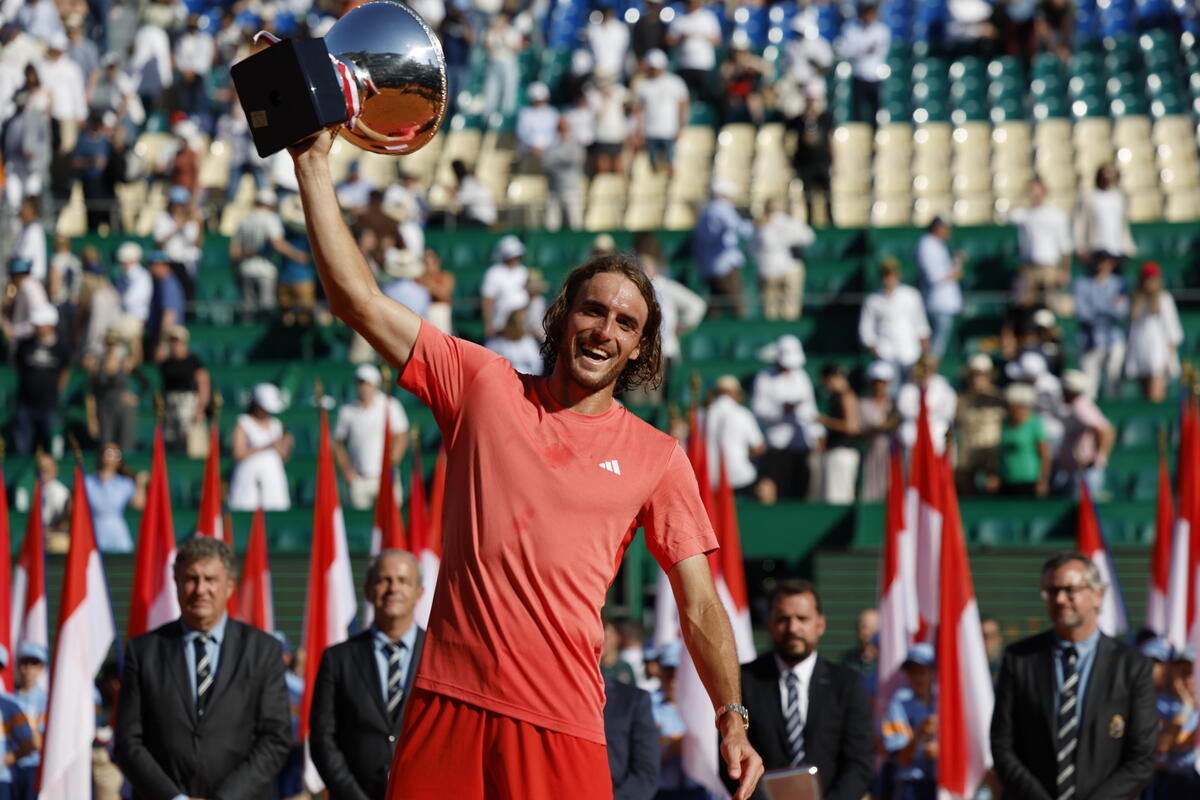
[725,653,874,800]
[310,626,426,800]
[114,618,291,800]
[603,677,660,800]
[991,630,1156,800]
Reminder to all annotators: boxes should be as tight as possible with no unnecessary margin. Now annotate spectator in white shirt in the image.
[3,83,52,209]
[752,335,824,499]
[587,5,631,79]
[858,259,931,381]
[174,15,214,116]
[1,257,51,345]
[113,241,152,362]
[481,11,522,119]
[130,21,172,112]
[12,196,48,283]
[543,116,586,231]
[65,19,99,99]
[1075,163,1135,265]
[666,0,722,102]
[634,49,689,173]
[916,217,964,358]
[485,293,544,376]
[1009,177,1072,306]
[753,198,814,321]
[786,20,835,101]
[38,33,86,126]
[333,364,409,511]
[706,375,766,495]
[449,159,497,227]
[229,190,309,321]
[15,0,64,43]
[480,235,530,339]
[631,232,706,404]
[836,1,890,124]
[516,81,559,172]
[896,354,957,455]
[1125,261,1183,403]
[587,67,629,174]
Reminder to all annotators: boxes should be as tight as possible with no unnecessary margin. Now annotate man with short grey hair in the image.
[115,537,291,800]
[311,550,426,800]
[991,551,1155,800]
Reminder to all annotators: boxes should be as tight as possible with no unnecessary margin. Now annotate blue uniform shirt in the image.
[14,686,45,770]
[882,685,938,783]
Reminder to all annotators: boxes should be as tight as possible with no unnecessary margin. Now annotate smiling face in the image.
[175,556,234,632]
[1041,560,1103,638]
[557,272,648,394]
[365,552,423,629]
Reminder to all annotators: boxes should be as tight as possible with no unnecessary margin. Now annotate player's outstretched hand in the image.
[287,126,338,166]
[721,730,764,800]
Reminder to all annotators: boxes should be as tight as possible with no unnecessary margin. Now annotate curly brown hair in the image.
[539,254,663,393]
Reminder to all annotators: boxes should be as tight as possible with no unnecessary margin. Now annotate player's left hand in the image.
[721,729,764,800]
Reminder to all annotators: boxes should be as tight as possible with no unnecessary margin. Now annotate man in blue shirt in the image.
[916,217,963,358]
[145,251,187,363]
[991,551,1155,800]
[1072,251,1128,399]
[10,642,47,800]
[1146,645,1200,798]
[693,180,753,319]
[882,644,937,800]
[0,644,36,800]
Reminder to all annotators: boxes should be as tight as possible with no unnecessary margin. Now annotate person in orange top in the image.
[289,127,764,800]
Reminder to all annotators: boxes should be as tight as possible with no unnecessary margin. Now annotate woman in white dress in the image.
[1125,261,1183,403]
[228,383,293,510]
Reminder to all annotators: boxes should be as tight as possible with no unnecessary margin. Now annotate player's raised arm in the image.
[289,128,423,370]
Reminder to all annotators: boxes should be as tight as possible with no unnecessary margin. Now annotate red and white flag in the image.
[1075,481,1128,636]
[1166,397,1198,649]
[128,424,180,638]
[1147,452,1174,635]
[0,463,12,691]
[300,409,356,792]
[408,442,441,628]
[39,463,115,800]
[878,441,914,718]
[905,394,943,642]
[238,507,274,633]
[196,420,226,542]
[935,457,993,800]
[12,478,48,682]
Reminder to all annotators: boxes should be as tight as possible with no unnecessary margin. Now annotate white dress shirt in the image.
[636,73,689,139]
[174,31,215,74]
[705,394,765,489]
[1010,202,1072,267]
[516,105,559,152]
[775,651,817,722]
[753,213,815,281]
[653,273,707,361]
[837,20,891,82]
[334,394,409,479]
[14,220,48,282]
[586,19,630,77]
[752,367,824,451]
[37,55,86,122]
[669,9,722,70]
[858,284,931,367]
[916,233,962,315]
[896,374,958,454]
[119,263,153,322]
[1075,189,1131,256]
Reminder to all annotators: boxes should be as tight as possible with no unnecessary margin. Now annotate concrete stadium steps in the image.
[814,547,1153,657]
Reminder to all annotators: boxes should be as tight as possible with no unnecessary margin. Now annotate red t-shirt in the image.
[399,322,717,743]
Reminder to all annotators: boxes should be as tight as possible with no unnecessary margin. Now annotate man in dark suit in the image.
[311,550,427,800]
[991,551,1156,800]
[115,536,291,800]
[603,675,660,800]
[727,579,874,800]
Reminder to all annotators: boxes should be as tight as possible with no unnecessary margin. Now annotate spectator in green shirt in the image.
[989,383,1051,497]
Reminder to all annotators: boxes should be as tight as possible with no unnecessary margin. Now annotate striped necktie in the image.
[784,671,806,767]
[1056,646,1079,800]
[194,634,213,716]
[386,642,406,719]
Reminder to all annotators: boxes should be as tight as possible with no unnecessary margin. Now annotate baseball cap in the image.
[1004,383,1037,407]
[1173,646,1196,663]
[867,360,895,382]
[1139,636,1172,663]
[1139,260,1162,280]
[7,258,32,276]
[645,49,668,70]
[16,641,48,664]
[168,325,190,342]
[776,335,805,370]
[47,32,68,51]
[710,178,738,198]
[168,185,192,205]
[146,250,170,265]
[1061,369,1089,396]
[1032,308,1056,329]
[355,364,382,387]
[592,233,617,254]
[252,383,285,414]
[966,353,993,373]
[272,631,293,655]
[657,640,683,668]
[31,305,59,328]
[527,82,550,102]
[117,241,143,263]
[715,374,742,394]
[255,188,278,206]
[495,235,525,261]
[904,643,935,667]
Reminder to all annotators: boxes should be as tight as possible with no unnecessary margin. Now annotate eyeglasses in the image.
[1040,585,1091,600]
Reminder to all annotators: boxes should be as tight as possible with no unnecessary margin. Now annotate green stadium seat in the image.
[975,518,1020,545]
[1128,466,1161,501]
[1119,417,1162,449]
[1026,518,1058,543]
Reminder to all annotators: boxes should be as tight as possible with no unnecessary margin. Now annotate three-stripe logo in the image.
[598,460,622,475]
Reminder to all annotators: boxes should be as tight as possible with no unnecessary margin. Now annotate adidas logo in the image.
[598,460,622,475]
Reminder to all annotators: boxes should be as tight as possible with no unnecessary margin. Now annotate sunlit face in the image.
[768,592,826,666]
[175,556,234,631]
[857,608,879,645]
[365,553,423,627]
[882,270,899,291]
[16,659,43,690]
[356,379,377,404]
[1041,561,1102,634]
[557,273,648,393]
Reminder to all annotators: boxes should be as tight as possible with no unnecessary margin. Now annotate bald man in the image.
[310,551,427,800]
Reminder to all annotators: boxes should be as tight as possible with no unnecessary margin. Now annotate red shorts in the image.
[386,687,613,800]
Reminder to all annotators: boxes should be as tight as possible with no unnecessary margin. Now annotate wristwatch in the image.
[715,703,750,730]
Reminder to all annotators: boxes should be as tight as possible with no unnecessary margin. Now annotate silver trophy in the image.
[232,0,447,157]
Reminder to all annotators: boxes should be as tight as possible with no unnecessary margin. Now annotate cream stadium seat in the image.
[134,132,173,174]
[1034,119,1073,149]
[718,123,757,152]
[677,126,716,161]
[913,122,952,153]
[1115,141,1156,170]
[874,168,913,198]
[506,174,548,210]
[219,203,251,236]
[1073,117,1113,151]
[875,122,914,153]
[588,174,627,205]
[1118,162,1157,192]
[664,201,696,230]
[360,152,398,188]
[134,183,168,236]
[56,182,87,237]
[913,196,953,227]
[832,123,874,160]
[952,122,992,151]
[198,140,231,192]
[953,194,995,225]
[1164,190,1200,222]
[1152,115,1194,147]
[872,197,913,227]
[1156,142,1199,171]
[669,172,710,202]
[584,201,623,231]
[1046,190,1077,215]
[912,171,953,197]
[115,181,147,232]
[624,200,665,230]
[831,194,870,227]
[953,170,993,196]
[628,171,669,202]
[756,123,787,152]
[993,169,1033,201]
[1160,164,1200,193]
[993,121,1032,150]
[1127,189,1163,222]
[440,127,483,168]
[1113,116,1152,149]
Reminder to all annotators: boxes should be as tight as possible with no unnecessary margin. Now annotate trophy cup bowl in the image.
[231,0,447,157]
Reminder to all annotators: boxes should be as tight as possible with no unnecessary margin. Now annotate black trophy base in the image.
[231,38,349,158]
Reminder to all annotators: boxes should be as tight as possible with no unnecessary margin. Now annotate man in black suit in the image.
[603,675,660,800]
[727,579,874,800]
[115,536,291,800]
[311,550,427,800]
[991,551,1156,800]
